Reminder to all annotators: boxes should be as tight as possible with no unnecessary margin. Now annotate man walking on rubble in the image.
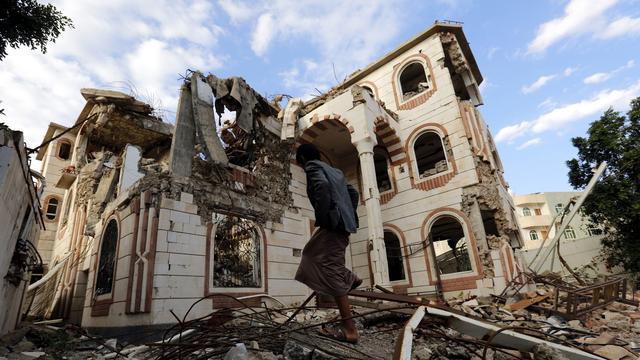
[294,143,362,344]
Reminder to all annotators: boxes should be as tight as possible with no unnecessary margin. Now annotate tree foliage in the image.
[567,97,640,272]
[0,0,73,60]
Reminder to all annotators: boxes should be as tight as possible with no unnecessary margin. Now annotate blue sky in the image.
[1,0,639,194]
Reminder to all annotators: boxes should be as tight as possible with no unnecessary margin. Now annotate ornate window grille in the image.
[213,216,261,288]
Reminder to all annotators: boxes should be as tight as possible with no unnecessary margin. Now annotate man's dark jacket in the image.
[305,160,359,233]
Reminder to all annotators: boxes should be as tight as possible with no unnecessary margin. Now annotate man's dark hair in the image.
[296,143,321,165]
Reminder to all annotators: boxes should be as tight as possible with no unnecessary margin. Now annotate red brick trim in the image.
[374,116,407,166]
[374,146,398,205]
[296,115,351,147]
[420,208,483,292]
[391,53,437,110]
[91,211,121,317]
[405,123,458,192]
[205,218,269,308]
[358,80,380,99]
[125,196,140,313]
[382,224,413,293]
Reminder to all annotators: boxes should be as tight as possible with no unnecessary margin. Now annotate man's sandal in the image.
[318,327,358,344]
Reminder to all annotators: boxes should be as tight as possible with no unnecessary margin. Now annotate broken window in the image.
[400,62,430,101]
[58,140,72,160]
[414,132,448,179]
[430,215,472,275]
[384,230,405,282]
[563,226,576,239]
[555,203,564,214]
[534,208,542,216]
[522,207,531,216]
[480,209,500,237]
[95,219,118,296]
[587,226,602,236]
[45,197,59,220]
[374,147,392,193]
[529,230,539,241]
[213,216,262,288]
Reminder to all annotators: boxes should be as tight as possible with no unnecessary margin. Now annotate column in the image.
[354,137,389,286]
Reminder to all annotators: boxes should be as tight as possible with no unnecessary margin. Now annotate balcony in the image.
[518,215,553,229]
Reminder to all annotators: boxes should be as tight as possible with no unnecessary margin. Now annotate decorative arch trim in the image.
[374,116,407,165]
[358,80,380,99]
[420,207,483,292]
[391,53,438,110]
[296,114,354,147]
[382,223,413,293]
[405,123,458,192]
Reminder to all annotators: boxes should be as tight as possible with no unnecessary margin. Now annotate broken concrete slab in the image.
[169,84,197,177]
[190,73,228,165]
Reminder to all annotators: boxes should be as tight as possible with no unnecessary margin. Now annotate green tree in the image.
[567,97,640,272]
[0,0,73,61]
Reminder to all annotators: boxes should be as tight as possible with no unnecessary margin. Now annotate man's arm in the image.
[305,162,331,216]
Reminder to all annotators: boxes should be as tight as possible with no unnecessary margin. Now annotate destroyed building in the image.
[0,126,43,335]
[29,22,524,334]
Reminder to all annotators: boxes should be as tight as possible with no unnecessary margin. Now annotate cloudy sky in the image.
[1,0,639,194]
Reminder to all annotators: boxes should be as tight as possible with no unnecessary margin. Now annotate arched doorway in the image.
[429,215,472,275]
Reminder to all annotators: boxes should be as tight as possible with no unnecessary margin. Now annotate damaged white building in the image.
[29,22,525,335]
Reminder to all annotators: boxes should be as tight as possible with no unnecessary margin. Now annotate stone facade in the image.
[34,23,523,332]
[0,128,43,335]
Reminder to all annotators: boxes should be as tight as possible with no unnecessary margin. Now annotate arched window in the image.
[413,132,447,178]
[400,62,430,100]
[430,215,472,275]
[95,219,118,296]
[564,226,576,239]
[384,230,405,281]
[529,230,539,240]
[45,197,60,220]
[213,216,262,288]
[374,147,392,193]
[554,203,564,214]
[57,140,72,160]
[522,207,531,216]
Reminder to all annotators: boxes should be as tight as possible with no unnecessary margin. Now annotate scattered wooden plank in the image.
[504,295,549,311]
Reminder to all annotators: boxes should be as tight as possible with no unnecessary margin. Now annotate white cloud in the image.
[538,97,557,110]
[598,16,640,39]
[251,14,275,57]
[527,0,640,54]
[0,0,225,149]
[522,75,556,94]
[224,1,403,95]
[496,80,640,143]
[583,72,611,84]
[218,0,257,23]
[563,67,578,76]
[517,138,542,150]
[487,47,500,60]
[583,60,635,84]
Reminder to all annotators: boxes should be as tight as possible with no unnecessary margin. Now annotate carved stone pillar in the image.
[354,136,389,286]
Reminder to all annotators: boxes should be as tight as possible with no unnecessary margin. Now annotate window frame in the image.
[94,217,120,299]
[554,203,564,214]
[209,214,266,294]
[522,207,532,216]
[563,226,577,239]
[383,228,409,284]
[398,61,431,103]
[373,146,395,195]
[56,138,73,161]
[529,230,539,241]
[43,195,62,222]
[427,214,476,279]
[411,130,451,181]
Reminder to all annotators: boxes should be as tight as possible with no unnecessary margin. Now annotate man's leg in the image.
[335,295,358,342]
